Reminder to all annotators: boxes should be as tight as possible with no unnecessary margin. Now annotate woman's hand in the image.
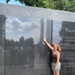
[43,37,46,42]
[55,66,58,70]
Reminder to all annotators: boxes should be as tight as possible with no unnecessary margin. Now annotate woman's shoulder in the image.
[56,51,60,56]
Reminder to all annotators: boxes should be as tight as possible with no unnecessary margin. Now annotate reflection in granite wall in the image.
[2,15,75,75]
[5,17,52,75]
[46,20,53,44]
[0,14,6,75]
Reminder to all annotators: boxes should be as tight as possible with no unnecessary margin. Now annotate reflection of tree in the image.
[5,39,15,50]
[5,36,35,67]
[25,38,34,47]
[19,36,25,47]
[6,36,34,48]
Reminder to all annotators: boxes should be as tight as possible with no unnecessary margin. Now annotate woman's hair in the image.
[55,43,61,52]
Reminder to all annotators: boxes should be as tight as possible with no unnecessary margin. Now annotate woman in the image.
[43,38,61,75]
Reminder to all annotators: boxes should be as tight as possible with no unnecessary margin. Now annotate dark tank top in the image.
[52,53,57,63]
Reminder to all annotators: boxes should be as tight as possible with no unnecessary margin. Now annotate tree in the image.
[25,37,34,46]
[6,0,75,12]
[19,36,25,47]
[5,39,10,49]
[6,0,48,8]
[47,0,75,12]
[10,39,15,47]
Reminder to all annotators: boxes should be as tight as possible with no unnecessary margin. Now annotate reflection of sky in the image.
[53,20,62,44]
[6,16,41,44]
[6,16,62,44]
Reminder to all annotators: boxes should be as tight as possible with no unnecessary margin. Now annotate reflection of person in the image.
[43,38,61,75]
[10,46,17,67]
[18,46,23,66]
[28,47,35,67]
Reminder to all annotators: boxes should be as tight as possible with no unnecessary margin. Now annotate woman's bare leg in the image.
[53,71,56,75]
[55,71,60,75]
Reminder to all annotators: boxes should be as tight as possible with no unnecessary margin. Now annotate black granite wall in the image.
[0,5,75,75]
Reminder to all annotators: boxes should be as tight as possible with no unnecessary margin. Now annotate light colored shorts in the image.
[52,62,61,72]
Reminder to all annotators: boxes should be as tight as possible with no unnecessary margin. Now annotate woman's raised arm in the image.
[43,37,54,51]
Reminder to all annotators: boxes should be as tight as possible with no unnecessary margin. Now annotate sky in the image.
[6,15,62,44]
[6,16,41,44]
[0,0,24,6]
